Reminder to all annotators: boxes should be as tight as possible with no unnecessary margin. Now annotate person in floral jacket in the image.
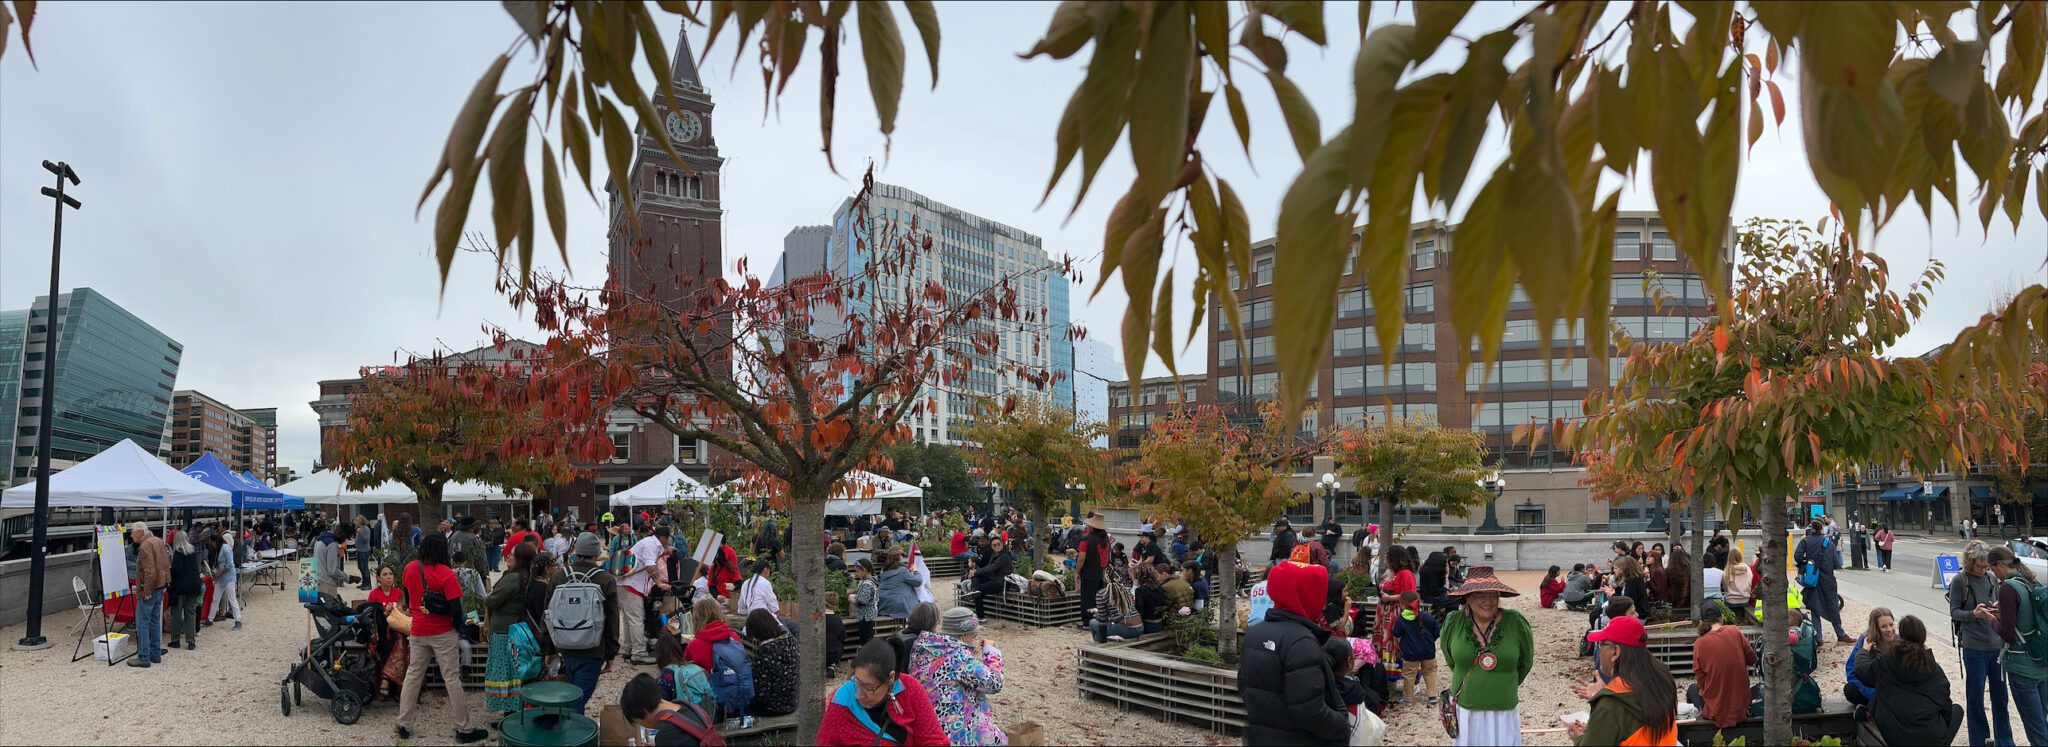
[908,607,1006,745]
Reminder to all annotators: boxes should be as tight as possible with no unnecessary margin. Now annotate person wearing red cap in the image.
[1570,615,1679,746]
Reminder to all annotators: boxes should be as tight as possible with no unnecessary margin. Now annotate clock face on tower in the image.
[664,110,702,144]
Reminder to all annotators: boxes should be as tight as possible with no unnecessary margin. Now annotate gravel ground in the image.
[0,573,1225,747]
[0,567,1990,746]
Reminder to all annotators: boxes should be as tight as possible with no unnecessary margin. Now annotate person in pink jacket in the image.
[1875,524,1896,572]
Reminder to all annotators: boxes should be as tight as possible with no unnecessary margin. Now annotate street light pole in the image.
[917,476,931,522]
[17,161,82,651]
[1476,470,1509,535]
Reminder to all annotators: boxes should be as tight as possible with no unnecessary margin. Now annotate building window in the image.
[1228,267,1241,290]
[1406,283,1435,313]
[1492,319,1585,349]
[1412,240,1437,270]
[1182,386,1199,402]
[675,436,701,464]
[1216,375,1242,401]
[1472,399,1585,433]
[1249,335,1275,363]
[1334,406,1365,426]
[1651,231,1677,261]
[1237,298,1272,328]
[1255,257,1274,286]
[1333,327,1364,357]
[1402,322,1436,351]
[1339,289,1368,319]
[1393,503,1442,525]
[1613,231,1640,261]
[1364,363,1435,393]
[611,433,631,460]
[1464,359,1589,391]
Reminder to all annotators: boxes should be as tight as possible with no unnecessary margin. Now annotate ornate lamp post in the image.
[1476,470,1509,535]
[917,476,931,522]
[1064,480,1087,522]
[1317,472,1340,526]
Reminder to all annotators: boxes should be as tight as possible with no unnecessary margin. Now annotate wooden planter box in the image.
[1646,623,1762,678]
[924,556,965,578]
[973,588,1084,627]
[1076,634,1245,734]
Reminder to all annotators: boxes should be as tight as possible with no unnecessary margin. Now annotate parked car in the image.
[2004,537,2048,578]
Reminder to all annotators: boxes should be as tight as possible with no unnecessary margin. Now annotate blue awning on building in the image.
[1880,486,1916,501]
[1910,485,1950,500]
[1972,485,1996,501]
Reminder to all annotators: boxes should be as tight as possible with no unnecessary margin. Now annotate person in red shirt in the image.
[816,637,948,746]
[1539,565,1567,609]
[711,544,743,599]
[948,530,969,562]
[502,518,539,561]
[395,535,486,743]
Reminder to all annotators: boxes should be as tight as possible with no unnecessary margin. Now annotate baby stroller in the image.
[281,592,380,724]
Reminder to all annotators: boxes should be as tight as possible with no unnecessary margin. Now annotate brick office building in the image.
[167,390,274,480]
[1106,374,1206,467]
[1203,212,1729,532]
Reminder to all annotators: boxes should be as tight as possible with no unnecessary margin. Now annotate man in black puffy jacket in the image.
[968,539,1016,619]
[1237,560,1350,745]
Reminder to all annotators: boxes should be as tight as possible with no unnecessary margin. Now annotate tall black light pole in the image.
[16,161,82,651]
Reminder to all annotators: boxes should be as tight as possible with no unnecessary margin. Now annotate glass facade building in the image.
[7,289,182,483]
[0,310,26,475]
[795,184,1077,446]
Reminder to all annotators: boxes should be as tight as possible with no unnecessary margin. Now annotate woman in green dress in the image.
[483,543,539,712]
[1441,566,1535,746]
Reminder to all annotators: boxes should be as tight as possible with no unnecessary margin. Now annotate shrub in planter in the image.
[1181,644,1222,665]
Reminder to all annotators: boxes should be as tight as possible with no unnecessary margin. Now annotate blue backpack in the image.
[708,638,754,718]
[508,621,545,681]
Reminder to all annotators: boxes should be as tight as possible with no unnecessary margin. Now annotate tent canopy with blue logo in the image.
[0,439,230,509]
[243,470,305,510]
[181,453,288,510]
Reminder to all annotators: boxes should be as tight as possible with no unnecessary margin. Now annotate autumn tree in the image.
[1564,218,2041,745]
[960,395,1108,566]
[511,170,1077,736]
[1334,418,1488,570]
[1130,401,1333,663]
[328,350,600,531]
[1579,449,1703,615]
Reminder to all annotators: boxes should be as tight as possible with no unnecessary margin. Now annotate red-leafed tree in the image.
[328,349,607,532]
[508,169,1079,734]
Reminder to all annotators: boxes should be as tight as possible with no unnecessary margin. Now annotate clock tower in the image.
[606,26,724,312]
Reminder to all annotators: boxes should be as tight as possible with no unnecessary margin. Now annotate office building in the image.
[1107,374,1206,464]
[2,288,182,484]
[239,407,280,479]
[1208,212,1728,532]
[168,391,274,479]
[781,183,1074,445]
[1073,339,1118,447]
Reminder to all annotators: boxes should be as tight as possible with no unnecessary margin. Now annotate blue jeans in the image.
[486,546,501,573]
[1966,647,2016,746]
[135,589,164,661]
[355,552,372,588]
[1090,619,1143,644]
[560,656,603,715]
[2010,670,2048,747]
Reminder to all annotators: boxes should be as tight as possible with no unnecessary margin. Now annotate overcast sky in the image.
[2,2,2042,476]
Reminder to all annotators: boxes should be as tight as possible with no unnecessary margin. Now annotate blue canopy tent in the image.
[182,453,286,509]
[242,470,305,510]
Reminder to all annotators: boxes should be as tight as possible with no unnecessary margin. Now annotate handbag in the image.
[410,562,458,617]
[1439,679,1462,738]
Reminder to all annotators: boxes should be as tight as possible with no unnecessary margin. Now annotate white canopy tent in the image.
[609,465,712,507]
[713,470,921,516]
[274,470,419,506]
[1,439,231,509]
[441,481,528,503]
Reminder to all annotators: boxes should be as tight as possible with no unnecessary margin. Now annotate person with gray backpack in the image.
[547,531,621,715]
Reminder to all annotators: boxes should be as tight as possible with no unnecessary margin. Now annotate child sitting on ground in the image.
[1391,591,1441,704]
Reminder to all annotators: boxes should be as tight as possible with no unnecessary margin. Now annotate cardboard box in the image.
[597,704,637,747]
[1009,720,1046,746]
[93,632,131,663]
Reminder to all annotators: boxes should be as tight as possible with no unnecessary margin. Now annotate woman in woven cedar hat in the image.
[1440,567,1535,746]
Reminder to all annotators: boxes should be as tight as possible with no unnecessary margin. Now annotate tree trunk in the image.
[1218,542,1240,663]
[1758,498,1793,746]
[1026,494,1050,574]
[1690,496,1707,620]
[1376,491,1396,576]
[791,486,829,740]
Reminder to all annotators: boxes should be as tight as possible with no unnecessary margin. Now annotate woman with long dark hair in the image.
[1571,615,1677,745]
[395,534,485,743]
[1375,547,1418,663]
[483,542,539,713]
[1663,543,1693,609]
[1856,615,1962,746]
[1418,551,1451,606]
[1990,546,2048,745]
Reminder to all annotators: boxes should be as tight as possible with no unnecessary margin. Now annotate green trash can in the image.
[497,681,599,747]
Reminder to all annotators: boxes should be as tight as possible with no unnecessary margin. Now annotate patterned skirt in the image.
[483,631,523,711]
